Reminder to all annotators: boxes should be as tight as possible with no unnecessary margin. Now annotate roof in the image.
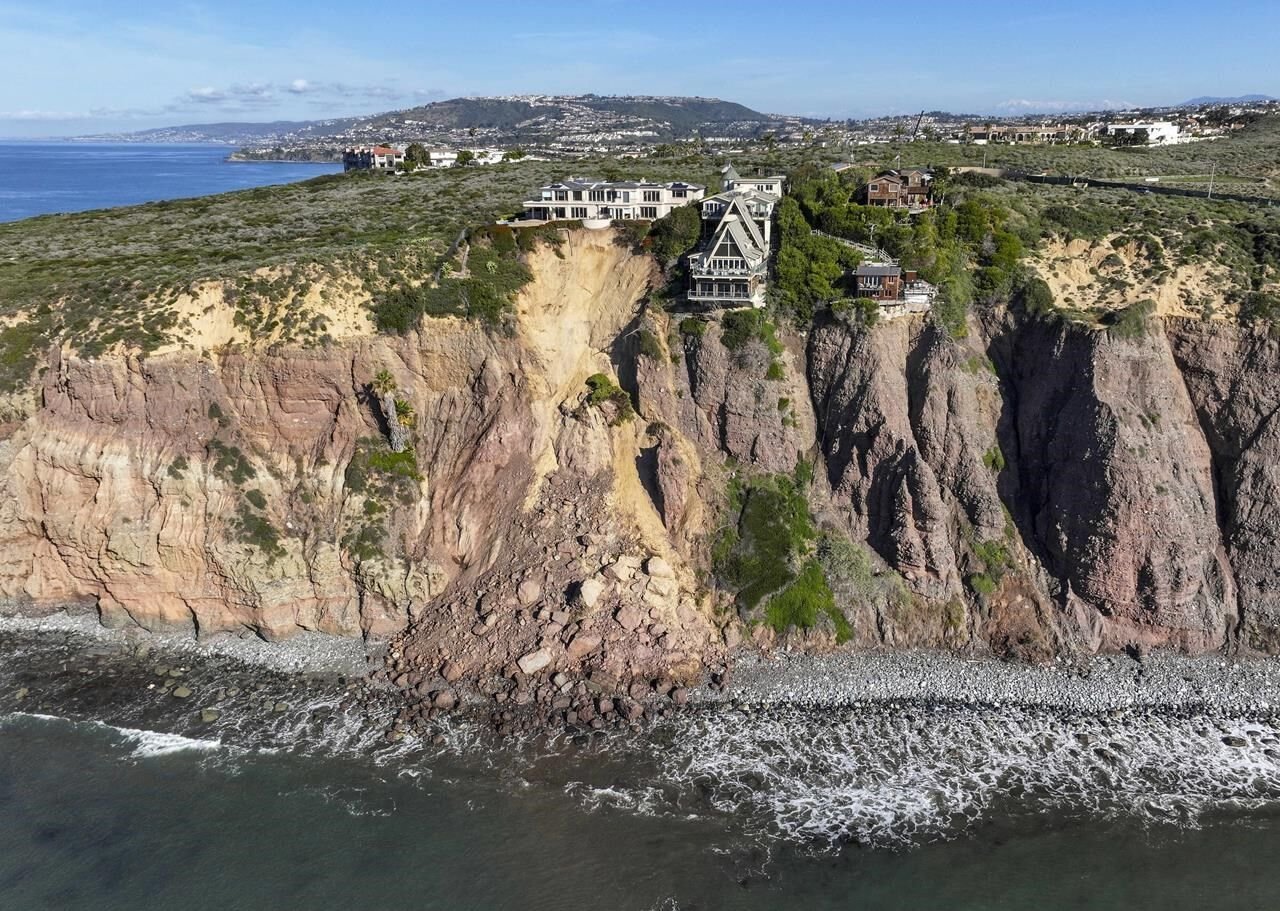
[701,188,777,209]
[372,146,400,155]
[704,217,767,267]
[856,264,902,277]
[540,177,705,192]
[721,163,741,181]
[722,196,766,251]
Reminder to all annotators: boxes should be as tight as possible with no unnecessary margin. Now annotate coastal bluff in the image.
[1,227,1278,696]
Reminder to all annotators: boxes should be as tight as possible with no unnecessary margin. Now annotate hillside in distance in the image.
[89,94,785,147]
[1181,94,1276,106]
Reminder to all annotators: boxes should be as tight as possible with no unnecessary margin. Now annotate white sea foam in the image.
[563,781,670,817]
[3,711,222,758]
[551,706,1280,850]
[113,725,223,758]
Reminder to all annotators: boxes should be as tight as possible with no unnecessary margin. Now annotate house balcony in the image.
[689,266,759,279]
[686,285,766,309]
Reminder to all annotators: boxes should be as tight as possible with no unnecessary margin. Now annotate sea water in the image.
[2,627,1279,910]
[0,142,341,223]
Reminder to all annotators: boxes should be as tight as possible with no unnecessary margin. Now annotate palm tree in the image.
[394,398,416,432]
[371,368,409,452]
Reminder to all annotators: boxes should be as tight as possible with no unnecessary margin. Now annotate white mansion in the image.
[686,165,784,308]
[522,178,706,221]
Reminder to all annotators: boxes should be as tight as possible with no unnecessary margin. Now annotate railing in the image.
[690,267,759,278]
[688,289,754,300]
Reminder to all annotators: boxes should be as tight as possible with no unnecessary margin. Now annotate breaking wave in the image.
[2,712,222,758]
[626,705,1280,849]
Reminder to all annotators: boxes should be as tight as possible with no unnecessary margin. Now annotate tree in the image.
[503,148,526,161]
[371,369,410,452]
[456,149,476,167]
[405,143,428,167]
[394,398,416,435]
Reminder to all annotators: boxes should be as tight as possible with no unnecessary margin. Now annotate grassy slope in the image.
[0,156,732,390]
[829,115,1280,193]
[2,118,1276,391]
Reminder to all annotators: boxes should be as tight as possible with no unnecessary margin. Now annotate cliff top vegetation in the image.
[3,118,1279,392]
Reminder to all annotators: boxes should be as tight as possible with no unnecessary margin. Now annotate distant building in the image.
[522,178,705,221]
[966,124,1086,144]
[426,148,458,168]
[857,168,934,210]
[1103,121,1182,145]
[343,145,405,171]
[685,172,784,309]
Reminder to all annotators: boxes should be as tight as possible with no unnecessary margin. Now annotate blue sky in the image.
[2,0,1276,137]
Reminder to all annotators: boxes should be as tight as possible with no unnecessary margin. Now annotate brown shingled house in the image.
[857,168,934,210]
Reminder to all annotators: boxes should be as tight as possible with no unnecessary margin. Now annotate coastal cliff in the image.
[1,227,1278,687]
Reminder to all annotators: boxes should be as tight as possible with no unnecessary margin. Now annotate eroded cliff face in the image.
[2,227,1278,667]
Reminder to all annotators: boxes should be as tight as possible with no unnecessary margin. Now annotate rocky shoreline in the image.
[5,612,1280,754]
[714,649,1280,715]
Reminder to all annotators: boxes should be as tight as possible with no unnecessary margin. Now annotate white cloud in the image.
[0,109,88,121]
[996,98,1133,113]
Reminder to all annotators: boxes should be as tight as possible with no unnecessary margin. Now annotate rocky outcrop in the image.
[1167,318,1280,651]
[991,316,1234,653]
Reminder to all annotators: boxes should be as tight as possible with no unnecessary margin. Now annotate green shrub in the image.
[679,317,708,337]
[613,220,652,252]
[585,373,635,424]
[637,328,664,360]
[982,444,1006,472]
[1019,276,1055,315]
[1104,299,1156,339]
[1042,204,1125,240]
[715,471,815,612]
[167,455,189,479]
[765,560,850,642]
[647,204,702,263]
[244,488,268,510]
[968,572,998,596]
[720,309,785,375]
[233,504,284,559]
[207,440,255,486]
[720,309,768,351]
[1239,291,1280,323]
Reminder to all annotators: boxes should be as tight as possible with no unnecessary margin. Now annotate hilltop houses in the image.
[521,178,705,222]
[857,168,934,210]
[343,145,406,171]
[685,166,785,309]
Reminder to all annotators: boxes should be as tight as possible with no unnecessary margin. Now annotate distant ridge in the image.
[1180,94,1276,106]
[80,95,784,146]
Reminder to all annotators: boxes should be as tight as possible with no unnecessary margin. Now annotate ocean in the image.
[0,142,341,223]
[2,622,1279,910]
